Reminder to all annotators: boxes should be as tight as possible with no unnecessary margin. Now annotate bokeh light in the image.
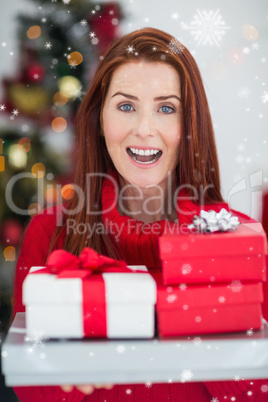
[0,156,4,172]
[243,25,259,41]
[67,51,83,66]
[58,76,81,98]
[18,137,31,153]
[28,203,42,217]
[27,25,41,39]
[53,91,69,107]
[228,47,244,65]
[45,187,59,203]
[32,162,46,178]
[52,117,67,132]
[8,144,27,169]
[4,246,16,261]
[61,184,74,199]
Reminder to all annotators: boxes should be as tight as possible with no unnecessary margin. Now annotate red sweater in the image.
[13,173,268,402]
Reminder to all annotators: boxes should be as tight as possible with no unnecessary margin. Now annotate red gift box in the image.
[153,272,264,337]
[159,222,267,285]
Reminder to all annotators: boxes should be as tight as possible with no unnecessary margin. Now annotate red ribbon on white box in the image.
[26,248,152,338]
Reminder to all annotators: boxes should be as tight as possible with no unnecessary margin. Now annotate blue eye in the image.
[119,104,133,112]
[161,105,174,114]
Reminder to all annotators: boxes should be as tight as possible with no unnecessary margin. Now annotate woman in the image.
[12,27,268,401]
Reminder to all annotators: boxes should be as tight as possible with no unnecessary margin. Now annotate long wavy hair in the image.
[49,27,225,259]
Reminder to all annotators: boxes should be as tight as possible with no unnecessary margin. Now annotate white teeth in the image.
[129,148,160,155]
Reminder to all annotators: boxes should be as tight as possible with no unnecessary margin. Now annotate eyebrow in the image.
[111,92,181,102]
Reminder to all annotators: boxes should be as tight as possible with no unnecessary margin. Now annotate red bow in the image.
[46,248,130,276]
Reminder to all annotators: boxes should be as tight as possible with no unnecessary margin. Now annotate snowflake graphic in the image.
[171,12,179,21]
[166,294,177,303]
[251,42,260,50]
[89,32,96,38]
[218,296,225,303]
[62,0,71,4]
[168,37,184,55]
[145,381,153,388]
[151,77,161,89]
[193,337,202,345]
[12,109,19,116]
[126,388,132,394]
[179,283,187,291]
[80,19,88,26]
[229,280,243,292]
[73,86,86,101]
[246,328,254,336]
[161,241,173,253]
[112,18,119,25]
[182,9,230,46]
[91,37,99,46]
[116,345,125,353]
[261,91,268,104]
[181,263,192,275]
[0,104,6,111]
[45,42,52,49]
[69,60,77,69]
[233,375,241,381]
[25,331,48,353]
[211,398,219,402]
[180,369,193,382]
[261,384,268,392]
[238,88,251,99]
[126,45,135,54]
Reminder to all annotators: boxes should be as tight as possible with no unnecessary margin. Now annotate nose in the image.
[132,112,156,138]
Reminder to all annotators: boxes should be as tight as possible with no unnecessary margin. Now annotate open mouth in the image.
[126,147,163,164]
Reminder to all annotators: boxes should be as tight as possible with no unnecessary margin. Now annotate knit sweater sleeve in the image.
[12,211,86,402]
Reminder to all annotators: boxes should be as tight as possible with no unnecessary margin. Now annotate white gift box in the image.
[23,265,156,339]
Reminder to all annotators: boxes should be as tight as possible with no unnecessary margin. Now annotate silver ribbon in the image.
[188,208,240,233]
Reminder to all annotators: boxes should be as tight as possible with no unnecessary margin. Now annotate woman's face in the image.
[101,61,182,188]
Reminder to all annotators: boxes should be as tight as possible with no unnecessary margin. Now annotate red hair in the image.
[50,27,225,258]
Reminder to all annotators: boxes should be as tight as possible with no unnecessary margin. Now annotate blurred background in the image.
[0,0,268,400]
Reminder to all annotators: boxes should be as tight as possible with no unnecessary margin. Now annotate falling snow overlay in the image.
[261,91,268,103]
[181,9,230,46]
[166,294,177,303]
[261,384,268,392]
[180,369,194,382]
[171,12,179,20]
[181,263,193,275]
[246,328,254,336]
[168,37,184,55]
[238,87,251,99]
[229,280,243,292]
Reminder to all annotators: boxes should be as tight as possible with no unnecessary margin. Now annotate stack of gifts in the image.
[157,209,268,337]
[23,209,267,340]
[23,248,156,339]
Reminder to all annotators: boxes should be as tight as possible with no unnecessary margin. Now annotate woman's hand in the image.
[61,384,114,395]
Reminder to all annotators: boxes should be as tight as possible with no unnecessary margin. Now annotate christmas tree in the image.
[0,0,124,263]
